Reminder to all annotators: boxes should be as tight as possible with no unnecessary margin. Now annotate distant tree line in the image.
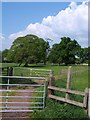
[1,34,89,66]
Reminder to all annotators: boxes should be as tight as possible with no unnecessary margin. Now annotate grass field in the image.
[30,64,89,119]
[0,63,89,119]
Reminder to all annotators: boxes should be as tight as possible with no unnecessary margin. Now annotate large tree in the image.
[2,49,9,62]
[77,47,89,64]
[49,37,81,65]
[7,34,49,66]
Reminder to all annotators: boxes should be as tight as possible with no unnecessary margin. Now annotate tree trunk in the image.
[24,62,28,67]
[44,61,46,65]
[19,63,22,67]
[65,63,68,66]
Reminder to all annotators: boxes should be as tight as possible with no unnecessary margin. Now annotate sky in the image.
[1,1,88,50]
[1,0,87,2]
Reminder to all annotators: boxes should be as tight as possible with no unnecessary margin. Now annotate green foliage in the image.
[2,35,89,65]
[77,47,89,64]
[7,34,49,66]
[31,98,88,119]
[48,37,81,65]
[2,49,9,62]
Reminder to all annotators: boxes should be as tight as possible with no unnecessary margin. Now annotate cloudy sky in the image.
[1,1,88,50]
[1,0,86,2]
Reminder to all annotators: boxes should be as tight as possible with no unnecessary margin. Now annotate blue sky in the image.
[1,0,85,2]
[1,1,88,50]
[2,2,70,50]
[2,2,70,36]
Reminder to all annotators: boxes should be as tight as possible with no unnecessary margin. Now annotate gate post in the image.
[66,66,72,99]
[7,67,9,76]
[48,70,55,96]
[8,67,13,76]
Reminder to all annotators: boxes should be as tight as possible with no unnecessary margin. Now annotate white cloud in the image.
[0,34,5,40]
[0,34,4,50]
[9,1,88,47]
[69,1,77,9]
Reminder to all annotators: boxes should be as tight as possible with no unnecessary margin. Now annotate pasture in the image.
[0,63,89,119]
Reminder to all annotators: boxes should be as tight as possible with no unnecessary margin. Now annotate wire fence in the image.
[13,67,50,78]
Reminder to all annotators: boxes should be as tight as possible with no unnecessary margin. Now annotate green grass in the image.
[0,63,18,68]
[30,86,44,111]
[1,63,89,119]
[31,98,88,119]
[30,64,89,119]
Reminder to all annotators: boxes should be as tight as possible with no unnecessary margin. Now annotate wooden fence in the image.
[48,66,89,116]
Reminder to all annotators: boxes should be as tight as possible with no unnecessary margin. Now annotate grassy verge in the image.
[31,98,88,119]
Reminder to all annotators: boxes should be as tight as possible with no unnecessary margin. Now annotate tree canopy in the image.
[2,49,9,62]
[1,34,88,66]
[77,47,89,64]
[48,37,81,65]
[7,34,49,66]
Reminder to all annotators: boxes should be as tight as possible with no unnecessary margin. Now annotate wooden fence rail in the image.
[48,94,84,107]
[48,86,85,96]
[48,66,89,116]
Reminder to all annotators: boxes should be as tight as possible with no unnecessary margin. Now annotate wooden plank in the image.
[88,89,90,117]
[66,66,72,99]
[49,94,83,107]
[83,88,88,108]
[48,86,85,96]
[48,86,66,92]
[48,70,55,96]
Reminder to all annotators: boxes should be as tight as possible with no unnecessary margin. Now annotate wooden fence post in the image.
[7,67,9,76]
[88,89,90,117]
[83,88,88,108]
[8,67,13,76]
[66,66,72,99]
[48,70,55,96]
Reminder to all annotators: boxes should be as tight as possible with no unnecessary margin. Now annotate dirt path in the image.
[1,79,44,120]
[1,87,33,120]
[1,112,31,120]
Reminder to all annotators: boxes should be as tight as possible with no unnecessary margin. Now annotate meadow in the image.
[0,63,89,119]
